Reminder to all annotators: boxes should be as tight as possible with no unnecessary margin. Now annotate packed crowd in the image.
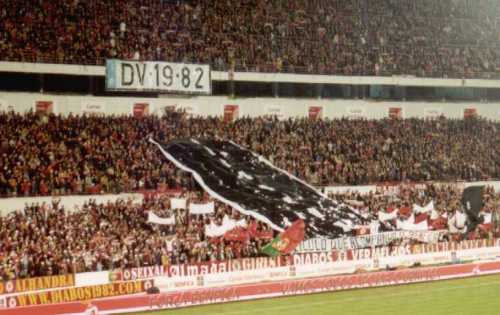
[0,192,274,280]
[0,0,498,78]
[1,111,500,197]
[330,184,500,239]
[1,183,498,280]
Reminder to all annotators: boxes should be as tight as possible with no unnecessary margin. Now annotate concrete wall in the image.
[1,92,500,120]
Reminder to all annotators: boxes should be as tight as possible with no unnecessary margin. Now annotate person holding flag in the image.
[262,219,305,257]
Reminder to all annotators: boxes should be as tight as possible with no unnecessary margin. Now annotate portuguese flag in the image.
[262,219,305,257]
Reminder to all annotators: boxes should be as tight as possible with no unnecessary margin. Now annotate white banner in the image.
[74,271,109,287]
[413,201,434,214]
[170,198,187,209]
[189,202,215,215]
[147,211,175,225]
[205,215,247,237]
[397,215,429,231]
[296,230,447,252]
[106,59,211,94]
[0,193,143,216]
[378,210,398,221]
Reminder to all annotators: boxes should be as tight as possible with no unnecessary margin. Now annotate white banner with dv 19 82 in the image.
[106,59,211,95]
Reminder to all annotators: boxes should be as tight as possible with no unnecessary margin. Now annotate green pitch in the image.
[127,274,500,315]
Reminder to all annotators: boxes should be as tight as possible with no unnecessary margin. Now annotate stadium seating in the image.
[0,111,499,197]
[0,193,272,280]
[0,0,498,78]
[0,183,498,280]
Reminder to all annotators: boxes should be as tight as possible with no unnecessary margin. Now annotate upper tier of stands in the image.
[0,0,499,78]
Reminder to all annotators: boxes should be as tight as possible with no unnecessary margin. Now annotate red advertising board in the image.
[464,108,477,118]
[35,101,54,114]
[308,106,323,119]
[224,105,239,122]
[133,103,149,117]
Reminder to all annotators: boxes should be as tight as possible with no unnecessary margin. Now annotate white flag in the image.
[189,201,215,215]
[448,211,467,233]
[483,212,492,224]
[410,220,429,231]
[397,214,415,231]
[205,214,247,237]
[170,198,187,209]
[147,211,175,225]
[430,209,440,220]
[378,210,398,222]
[413,201,434,214]
[455,211,467,229]
[205,222,226,237]
[204,215,247,237]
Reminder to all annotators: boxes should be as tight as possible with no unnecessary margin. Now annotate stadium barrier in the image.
[1,238,500,310]
[1,91,500,121]
[1,260,500,315]
[2,61,500,89]
[0,193,143,216]
[323,181,500,196]
[1,180,498,216]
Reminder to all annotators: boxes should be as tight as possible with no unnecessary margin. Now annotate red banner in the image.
[464,108,477,118]
[113,257,284,281]
[35,101,53,114]
[308,106,323,119]
[224,105,239,122]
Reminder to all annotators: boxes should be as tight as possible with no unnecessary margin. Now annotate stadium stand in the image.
[0,111,499,197]
[1,183,499,280]
[0,193,273,280]
[0,0,498,78]
[1,2,500,312]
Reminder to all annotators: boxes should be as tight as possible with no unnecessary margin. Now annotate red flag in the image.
[247,220,258,238]
[223,227,250,242]
[478,223,493,232]
[414,213,428,224]
[256,229,274,240]
[430,217,447,230]
[398,206,411,216]
[278,219,306,255]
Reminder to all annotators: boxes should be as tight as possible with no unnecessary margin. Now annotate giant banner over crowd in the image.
[150,138,368,238]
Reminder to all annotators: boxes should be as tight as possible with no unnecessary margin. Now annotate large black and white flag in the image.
[150,138,369,238]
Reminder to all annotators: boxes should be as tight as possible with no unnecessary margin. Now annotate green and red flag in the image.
[262,219,305,257]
